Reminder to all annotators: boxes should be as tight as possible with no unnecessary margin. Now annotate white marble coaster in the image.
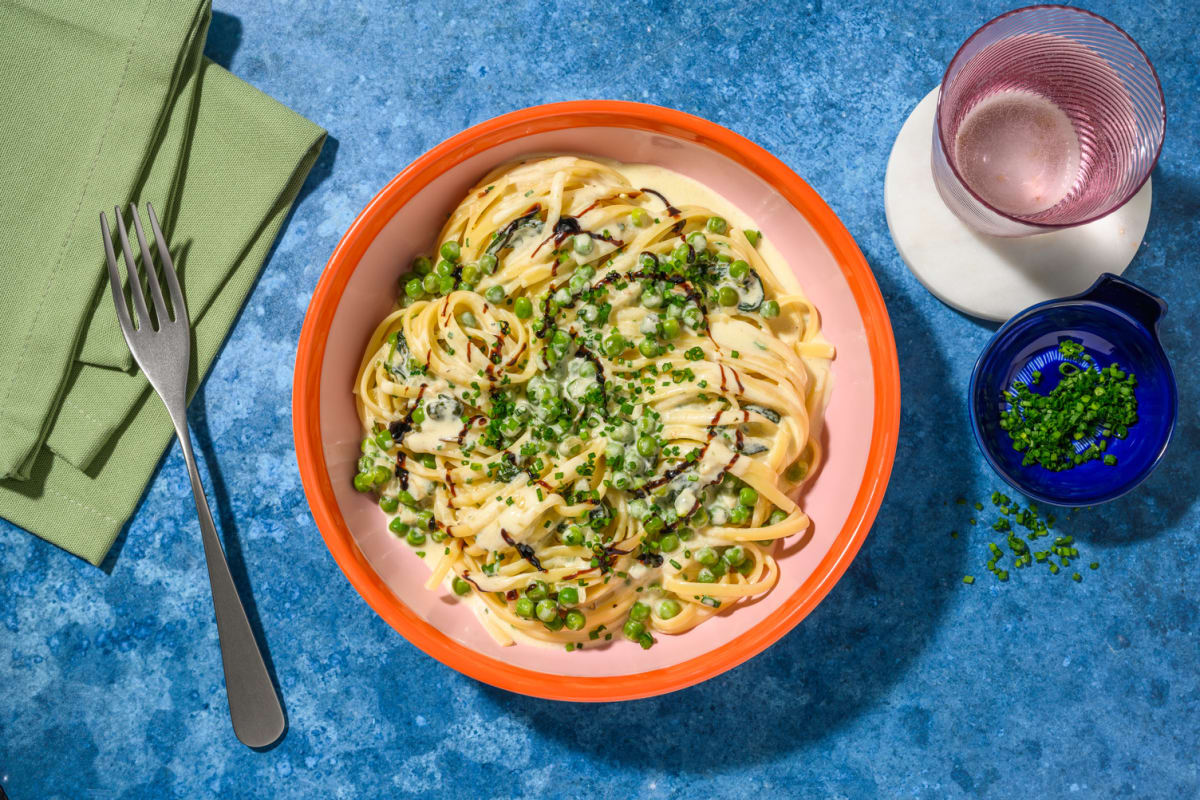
[884,87,1151,322]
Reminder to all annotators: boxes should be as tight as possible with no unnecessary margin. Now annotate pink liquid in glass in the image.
[931,7,1164,236]
[954,90,1080,216]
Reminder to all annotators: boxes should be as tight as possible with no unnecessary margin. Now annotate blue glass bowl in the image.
[969,273,1176,506]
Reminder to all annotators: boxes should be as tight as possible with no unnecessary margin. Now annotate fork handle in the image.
[173,419,285,748]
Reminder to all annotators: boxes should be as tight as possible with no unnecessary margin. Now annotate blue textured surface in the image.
[3,1,1198,797]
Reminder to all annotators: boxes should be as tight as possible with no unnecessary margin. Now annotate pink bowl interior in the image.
[317,127,876,677]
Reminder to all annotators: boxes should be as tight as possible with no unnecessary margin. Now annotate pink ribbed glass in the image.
[932,6,1164,237]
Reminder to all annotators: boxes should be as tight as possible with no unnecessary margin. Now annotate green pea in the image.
[631,208,651,227]
[683,306,704,328]
[729,504,750,524]
[405,278,425,299]
[514,297,533,318]
[452,576,471,596]
[672,243,690,262]
[658,598,682,619]
[415,510,434,529]
[552,328,570,347]
[659,533,679,553]
[406,528,426,546]
[422,273,440,294]
[439,241,461,261]
[460,264,480,286]
[768,509,787,525]
[623,619,645,640]
[687,232,707,251]
[612,422,635,443]
[737,559,755,576]
[603,333,627,358]
[535,599,558,623]
[525,581,549,601]
[691,507,710,527]
[630,601,650,621]
[563,525,585,546]
[379,495,399,513]
[430,529,447,543]
[638,632,654,649]
[579,264,596,279]
[661,318,681,339]
[718,286,739,307]
[411,407,426,425]
[637,414,657,434]
[435,259,455,277]
[436,274,455,295]
[636,436,656,457]
[729,260,750,280]
[478,253,498,274]
[644,515,664,535]
[722,546,746,567]
[371,465,392,485]
[393,490,413,508]
[515,596,534,617]
[413,256,433,275]
[573,234,594,255]
[421,454,437,470]
[641,290,663,309]
[457,311,478,329]
[485,285,505,304]
[739,487,759,506]
[638,339,660,358]
[388,517,410,535]
[543,615,564,631]
[761,300,780,319]
[564,610,586,631]
[744,229,761,246]
[353,472,374,492]
[557,586,579,606]
[696,546,718,566]
[706,216,727,234]
[696,567,717,583]
[374,429,394,449]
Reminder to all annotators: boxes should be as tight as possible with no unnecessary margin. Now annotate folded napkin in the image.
[0,0,326,564]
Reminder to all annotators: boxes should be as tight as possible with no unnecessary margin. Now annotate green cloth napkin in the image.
[0,0,326,564]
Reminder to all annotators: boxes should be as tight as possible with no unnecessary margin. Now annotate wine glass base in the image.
[884,87,1152,322]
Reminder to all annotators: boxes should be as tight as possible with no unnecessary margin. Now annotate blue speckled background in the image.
[3,1,1198,797]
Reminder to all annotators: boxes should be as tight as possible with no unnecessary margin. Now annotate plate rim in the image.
[293,100,901,701]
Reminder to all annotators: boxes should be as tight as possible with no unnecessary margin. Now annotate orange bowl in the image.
[294,101,900,701]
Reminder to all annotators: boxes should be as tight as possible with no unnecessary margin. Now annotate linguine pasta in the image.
[353,155,833,650]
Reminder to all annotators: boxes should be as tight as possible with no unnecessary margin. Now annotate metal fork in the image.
[101,203,284,748]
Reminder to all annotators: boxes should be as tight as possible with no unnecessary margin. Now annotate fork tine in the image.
[146,202,185,322]
[130,204,169,326]
[101,212,136,340]
[114,205,151,330]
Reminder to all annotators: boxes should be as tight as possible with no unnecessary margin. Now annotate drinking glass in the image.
[932,5,1164,237]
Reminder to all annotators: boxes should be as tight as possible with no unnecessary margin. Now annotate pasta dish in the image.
[353,156,833,650]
